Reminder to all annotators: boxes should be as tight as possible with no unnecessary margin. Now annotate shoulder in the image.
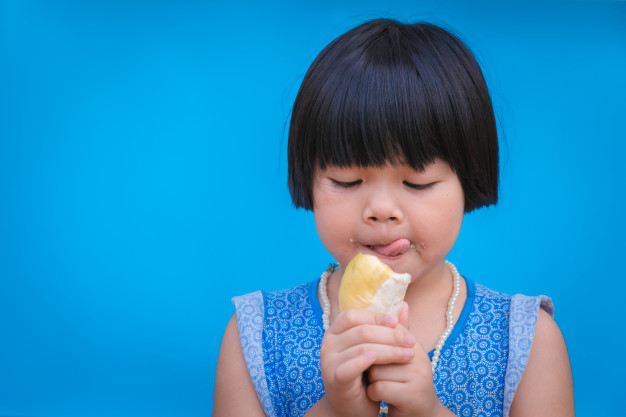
[230,280,321,358]
[213,314,266,417]
[263,280,317,305]
[509,310,574,416]
[466,280,573,416]
[231,280,317,316]
[471,281,512,311]
[472,281,512,302]
[232,280,319,322]
[233,281,316,305]
[223,280,324,416]
[471,281,555,318]
[467,280,512,316]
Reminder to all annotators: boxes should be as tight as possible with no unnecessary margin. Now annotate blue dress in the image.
[232,274,553,417]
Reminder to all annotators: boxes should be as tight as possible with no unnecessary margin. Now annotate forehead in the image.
[315,158,452,177]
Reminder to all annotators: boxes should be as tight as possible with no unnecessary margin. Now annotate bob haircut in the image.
[288,19,498,212]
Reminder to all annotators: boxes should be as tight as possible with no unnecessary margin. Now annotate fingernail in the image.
[405,334,416,345]
[404,348,414,359]
[384,314,397,326]
[365,351,376,360]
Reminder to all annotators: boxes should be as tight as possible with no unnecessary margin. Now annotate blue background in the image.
[1,0,624,416]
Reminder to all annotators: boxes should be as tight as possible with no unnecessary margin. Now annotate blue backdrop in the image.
[1,1,624,416]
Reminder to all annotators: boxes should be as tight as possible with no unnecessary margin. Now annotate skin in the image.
[213,159,574,417]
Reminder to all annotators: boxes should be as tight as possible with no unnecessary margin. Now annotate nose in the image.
[363,187,403,223]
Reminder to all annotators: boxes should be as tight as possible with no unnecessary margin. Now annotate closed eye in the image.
[403,181,435,190]
[330,179,362,188]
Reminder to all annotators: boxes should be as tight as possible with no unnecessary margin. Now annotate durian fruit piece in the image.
[339,253,411,316]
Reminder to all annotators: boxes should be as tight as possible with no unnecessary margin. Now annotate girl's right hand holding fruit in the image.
[317,307,416,417]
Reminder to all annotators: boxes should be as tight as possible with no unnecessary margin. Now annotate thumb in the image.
[398,301,409,328]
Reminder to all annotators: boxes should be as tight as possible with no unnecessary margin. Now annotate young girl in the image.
[213,19,574,417]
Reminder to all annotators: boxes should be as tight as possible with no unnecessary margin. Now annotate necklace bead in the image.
[318,260,461,373]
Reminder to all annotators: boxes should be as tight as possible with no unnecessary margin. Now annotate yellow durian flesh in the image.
[338,253,411,316]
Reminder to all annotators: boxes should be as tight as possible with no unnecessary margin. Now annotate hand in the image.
[366,303,448,417]
[319,308,417,417]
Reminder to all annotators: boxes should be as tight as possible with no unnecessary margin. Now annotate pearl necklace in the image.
[318,260,461,373]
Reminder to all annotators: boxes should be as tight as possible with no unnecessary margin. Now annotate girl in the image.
[213,19,574,417]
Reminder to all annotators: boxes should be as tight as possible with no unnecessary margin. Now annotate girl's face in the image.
[312,159,465,283]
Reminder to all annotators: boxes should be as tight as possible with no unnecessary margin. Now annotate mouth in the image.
[350,238,424,257]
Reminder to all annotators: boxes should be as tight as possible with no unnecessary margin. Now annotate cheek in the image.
[420,187,465,248]
[448,189,465,226]
[313,209,350,262]
[443,186,465,226]
[441,189,465,247]
[314,205,347,236]
[312,187,354,239]
[313,210,330,242]
[421,209,462,241]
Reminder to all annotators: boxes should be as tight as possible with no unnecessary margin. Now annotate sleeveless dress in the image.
[232,275,553,417]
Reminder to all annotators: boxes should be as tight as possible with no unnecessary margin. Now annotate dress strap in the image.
[232,291,275,417]
[503,294,554,416]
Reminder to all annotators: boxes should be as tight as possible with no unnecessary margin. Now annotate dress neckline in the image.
[309,274,476,356]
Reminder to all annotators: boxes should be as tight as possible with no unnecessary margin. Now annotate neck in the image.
[403,261,453,306]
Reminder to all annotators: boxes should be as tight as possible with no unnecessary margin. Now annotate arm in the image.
[213,314,266,417]
[509,309,574,417]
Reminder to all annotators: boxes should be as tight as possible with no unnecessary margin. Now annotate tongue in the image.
[370,239,411,257]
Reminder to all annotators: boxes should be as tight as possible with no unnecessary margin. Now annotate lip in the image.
[350,238,416,259]
[367,249,410,259]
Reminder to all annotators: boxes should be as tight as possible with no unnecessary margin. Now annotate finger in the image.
[367,378,436,410]
[327,324,416,352]
[367,350,432,383]
[366,380,408,404]
[367,363,411,383]
[339,343,414,365]
[330,309,398,334]
[398,302,409,329]
[367,362,429,382]
[332,350,378,385]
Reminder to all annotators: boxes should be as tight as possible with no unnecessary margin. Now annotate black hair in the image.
[287,19,498,212]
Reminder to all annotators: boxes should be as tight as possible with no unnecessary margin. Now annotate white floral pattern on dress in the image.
[232,275,553,417]
[232,291,276,417]
[503,294,553,416]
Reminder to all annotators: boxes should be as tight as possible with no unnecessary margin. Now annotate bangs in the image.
[313,30,444,172]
